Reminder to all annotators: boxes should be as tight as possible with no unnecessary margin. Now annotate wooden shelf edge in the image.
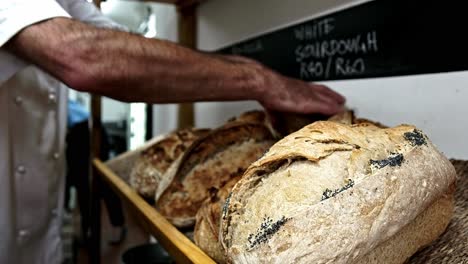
[93,159,216,264]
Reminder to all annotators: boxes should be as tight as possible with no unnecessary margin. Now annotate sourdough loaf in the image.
[156,111,277,227]
[194,111,356,263]
[194,110,369,263]
[129,128,210,200]
[220,121,456,264]
[194,175,242,263]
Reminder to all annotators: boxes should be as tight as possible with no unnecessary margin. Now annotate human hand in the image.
[253,65,345,115]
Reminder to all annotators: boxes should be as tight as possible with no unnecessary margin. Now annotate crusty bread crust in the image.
[156,120,276,228]
[129,128,210,200]
[221,121,456,263]
[194,175,242,263]
[328,110,388,128]
[355,185,455,264]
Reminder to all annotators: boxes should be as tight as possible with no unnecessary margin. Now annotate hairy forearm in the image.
[6,17,346,115]
[6,18,264,103]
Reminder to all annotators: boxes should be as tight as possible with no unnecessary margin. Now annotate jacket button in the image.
[48,93,57,104]
[14,96,23,105]
[16,165,26,174]
[17,229,30,243]
[53,153,60,160]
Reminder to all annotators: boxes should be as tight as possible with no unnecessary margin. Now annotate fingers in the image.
[298,97,344,115]
[299,83,345,115]
[312,84,346,104]
[258,71,346,116]
[261,94,343,116]
[311,100,345,115]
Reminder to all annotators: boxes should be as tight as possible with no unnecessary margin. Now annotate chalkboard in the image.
[219,0,468,81]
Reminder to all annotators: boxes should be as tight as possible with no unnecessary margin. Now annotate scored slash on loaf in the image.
[220,121,456,264]
[156,111,277,228]
[129,128,211,201]
[127,109,455,264]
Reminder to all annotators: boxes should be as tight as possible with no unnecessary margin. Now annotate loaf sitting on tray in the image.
[220,121,456,264]
[194,175,242,263]
[129,128,211,201]
[156,111,277,227]
[129,108,347,202]
[192,110,372,263]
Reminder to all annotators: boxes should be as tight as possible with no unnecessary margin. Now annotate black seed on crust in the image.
[321,179,355,201]
[222,192,233,219]
[370,153,404,169]
[247,216,290,250]
[404,129,427,146]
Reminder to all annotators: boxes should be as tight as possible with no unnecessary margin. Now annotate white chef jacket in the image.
[0,1,123,263]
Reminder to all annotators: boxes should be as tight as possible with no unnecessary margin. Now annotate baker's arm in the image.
[5,17,345,114]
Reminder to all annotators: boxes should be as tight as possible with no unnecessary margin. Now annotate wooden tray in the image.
[94,158,215,264]
[95,145,467,264]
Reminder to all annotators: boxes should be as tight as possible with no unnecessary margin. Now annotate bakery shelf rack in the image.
[93,158,215,264]
[90,1,207,263]
[89,1,468,263]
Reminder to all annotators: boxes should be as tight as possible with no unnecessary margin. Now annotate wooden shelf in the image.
[93,158,216,264]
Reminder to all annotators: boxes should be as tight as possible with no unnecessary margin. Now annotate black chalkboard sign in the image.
[219,0,468,81]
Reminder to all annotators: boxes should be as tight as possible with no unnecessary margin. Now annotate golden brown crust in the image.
[242,121,404,177]
[327,110,388,128]
[327,109,356,125]
[194,175,242,263]
[129,128,210,200]
[354,186,455,264]
[220,121,456,263]
[175,121,275,182]
[156,119,276,227]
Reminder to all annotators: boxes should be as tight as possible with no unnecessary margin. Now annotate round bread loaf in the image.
[156,112,277,227]
[220,121,456,264]
[129,128,210,200]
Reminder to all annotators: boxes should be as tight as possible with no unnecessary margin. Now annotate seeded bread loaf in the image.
[193,110,369,263]
[194,175,242,263]
[129,128,210,201]
[156,112,277,227]
[220,121,456,264]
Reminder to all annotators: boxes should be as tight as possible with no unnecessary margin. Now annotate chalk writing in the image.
[295,31,378,61]
[297,30,377,78]
[335,57,365,76]
[219,0,467,82]
[299,57,366,79]
[294,18,335,40]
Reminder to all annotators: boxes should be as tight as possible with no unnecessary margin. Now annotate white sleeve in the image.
[0,0,70,47]
[0,0,71,83]
[0,0,127,84]
[60,0,127,31]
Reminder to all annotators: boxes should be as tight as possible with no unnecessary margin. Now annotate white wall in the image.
[198,0,368,51]
[327,73,468,159]
[197,0,468,159]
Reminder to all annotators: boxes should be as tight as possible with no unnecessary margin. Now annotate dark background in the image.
[219,0,468,81]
